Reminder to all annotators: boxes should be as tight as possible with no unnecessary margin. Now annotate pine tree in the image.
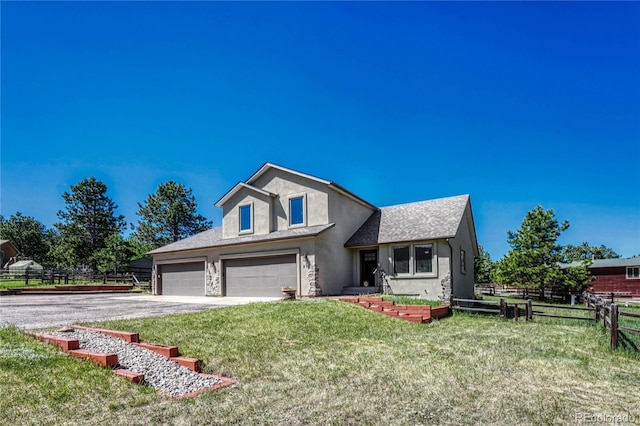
[134,181,212,248]
[54,177,126,268]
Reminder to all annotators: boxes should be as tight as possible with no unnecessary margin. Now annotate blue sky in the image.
[2,1,639,260]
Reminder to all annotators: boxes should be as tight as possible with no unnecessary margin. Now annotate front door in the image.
[360,250,378,287]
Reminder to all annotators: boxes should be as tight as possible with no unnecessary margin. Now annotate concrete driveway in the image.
[0,293,279,330]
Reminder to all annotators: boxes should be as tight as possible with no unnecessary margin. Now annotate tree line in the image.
[0,177,212,272]
[474,205,624,295]
[1,180,627,288]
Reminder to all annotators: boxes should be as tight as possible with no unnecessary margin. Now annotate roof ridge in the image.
[379,194,469,209]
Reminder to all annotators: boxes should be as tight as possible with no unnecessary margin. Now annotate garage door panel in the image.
[225,255,296,297]
[161,262,204,296]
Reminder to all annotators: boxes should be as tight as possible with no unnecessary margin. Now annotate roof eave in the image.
[345,234,457,248]
[214,182,275,207]
[246,162,331,186]
[151,224,335,255]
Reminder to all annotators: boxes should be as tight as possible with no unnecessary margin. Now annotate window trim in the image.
[627,266,640,280]
[391,242,437,277]
[288,193,307,228]
[414,244,434,275]
[392,245,410,275]
[238,203,253,234]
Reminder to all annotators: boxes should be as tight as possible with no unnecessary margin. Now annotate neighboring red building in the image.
[0,240,19,269]
[585,258,640,295]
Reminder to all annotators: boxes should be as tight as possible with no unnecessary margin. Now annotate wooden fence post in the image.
[526,299,533,321]
[25,271,29,286]
[514,303,519,321]
[611,304,619,350]
[595,303,600,322]
[500,298,505,317]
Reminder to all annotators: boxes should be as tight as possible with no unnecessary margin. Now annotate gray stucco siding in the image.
[221,188,273,239]
[449,206,476,299]
[315,189,377,294]
[251,168,330,230]
[380,240,451,301]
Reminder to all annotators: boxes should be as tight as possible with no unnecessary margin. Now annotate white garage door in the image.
[160,262,205,296]
[224,255,297,297]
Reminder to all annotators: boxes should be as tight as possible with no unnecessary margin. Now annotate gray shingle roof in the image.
[149,223,335,254]
[562,258,640,269]
[345,195,470,247]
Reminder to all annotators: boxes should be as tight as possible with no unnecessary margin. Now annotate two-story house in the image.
[149,163,478,301]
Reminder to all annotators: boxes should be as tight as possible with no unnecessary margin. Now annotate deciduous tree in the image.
[135,181,212,247]
[91,233,134,274]
[0,213,51,264]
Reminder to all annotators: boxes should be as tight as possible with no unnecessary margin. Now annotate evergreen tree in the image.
[493,206,590,296]
[135,181,212,248]
[54,177,126,268]
[474,245,493,283]
[561,242,620,262]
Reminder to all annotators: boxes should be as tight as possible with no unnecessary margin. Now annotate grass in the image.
[0,280,55,290]
[0,280,138,290]
[2,299,640,425]
[381,294,443,306]
[482,295,640,348]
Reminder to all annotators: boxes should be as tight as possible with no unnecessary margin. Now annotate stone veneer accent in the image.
[440,272,452,305]
[307,264,321,297]
[205,262,221,296]
[376,265,392,295]
[151,265,157,294]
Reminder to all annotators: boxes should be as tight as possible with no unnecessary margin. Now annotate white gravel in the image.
[49,329,222,397]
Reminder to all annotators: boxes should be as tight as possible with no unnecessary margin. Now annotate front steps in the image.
[341,286,379,296]
[338,296,450,324]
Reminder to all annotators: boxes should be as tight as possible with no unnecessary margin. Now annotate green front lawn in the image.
[2,300,639,425]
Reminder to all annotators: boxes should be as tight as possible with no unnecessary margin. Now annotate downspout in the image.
[446,239,454,305]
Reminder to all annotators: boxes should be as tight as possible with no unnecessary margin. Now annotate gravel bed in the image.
[49,329,222,397]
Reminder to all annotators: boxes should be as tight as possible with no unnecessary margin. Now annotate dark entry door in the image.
[360,250,378,287]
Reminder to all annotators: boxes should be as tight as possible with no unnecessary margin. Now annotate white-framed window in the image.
[460,248,466,274]
[627,267,640,280]
[239,203,253,233]
[392,243,436,276]
[288,194,306,227]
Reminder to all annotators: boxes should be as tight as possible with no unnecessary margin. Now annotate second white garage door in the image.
[224,255,297,297]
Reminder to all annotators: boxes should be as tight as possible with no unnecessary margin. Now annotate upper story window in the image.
[239,204,252,233]
[627,267,640,279]
[289,195,305,227]
[393,243,436,276]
